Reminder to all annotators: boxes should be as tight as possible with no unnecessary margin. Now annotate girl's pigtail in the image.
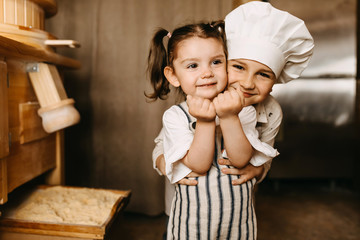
[146,28,170,100]
[210,20,227,58]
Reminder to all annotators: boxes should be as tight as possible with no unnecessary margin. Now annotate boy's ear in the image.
[164,66,180,87]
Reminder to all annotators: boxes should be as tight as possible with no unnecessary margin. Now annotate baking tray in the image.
[0,185,131,239]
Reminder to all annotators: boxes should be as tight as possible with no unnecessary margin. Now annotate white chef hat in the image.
[225,1,314,83]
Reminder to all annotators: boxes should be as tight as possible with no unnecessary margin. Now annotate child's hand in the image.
[213,87,244,119]
[176,171,205,185]
[186,95,216,122]
[218,159,264,185]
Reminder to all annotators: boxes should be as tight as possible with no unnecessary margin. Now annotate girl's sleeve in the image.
[237,106,279,166]
[152,128,164,175]
[163,106,193,184]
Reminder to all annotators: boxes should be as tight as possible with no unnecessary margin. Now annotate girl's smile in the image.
[164,37,227,100]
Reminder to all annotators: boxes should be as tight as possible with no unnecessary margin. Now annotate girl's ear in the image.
[164,66,180,87]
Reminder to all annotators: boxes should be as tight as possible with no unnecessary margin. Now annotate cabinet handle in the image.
[44,40,80,48]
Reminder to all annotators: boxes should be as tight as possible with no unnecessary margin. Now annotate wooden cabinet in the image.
[0,0,80,204]
[0,2,131,239]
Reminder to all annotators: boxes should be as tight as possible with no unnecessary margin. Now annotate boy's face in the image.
[165,37,227,100]
[227,59,276,106]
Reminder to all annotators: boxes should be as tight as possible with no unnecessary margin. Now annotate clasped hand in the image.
[186,87,245,122]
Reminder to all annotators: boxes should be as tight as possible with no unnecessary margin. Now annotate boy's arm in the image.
[219,115,253,168]
[214,88,253,168]
[219,96,283,185]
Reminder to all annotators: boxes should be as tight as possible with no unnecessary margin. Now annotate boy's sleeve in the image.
[235,106,279,167]
[255,98,283,183]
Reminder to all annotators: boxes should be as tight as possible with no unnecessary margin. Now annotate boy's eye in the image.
[259,72,270,78]
[187,63,198,69]
[232,64,244,70]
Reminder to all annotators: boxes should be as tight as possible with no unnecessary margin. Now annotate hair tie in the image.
[167,32,172,38]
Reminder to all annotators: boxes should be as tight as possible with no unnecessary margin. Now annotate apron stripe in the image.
[215,141,223,239]
[195,177,200,239]
[246,181,250,240]
[171,186,178,239]
[206,173,211,240]
[178,185,183,239]
[226,174,235,239]
[185,185,190,240]
[239,183,243,238]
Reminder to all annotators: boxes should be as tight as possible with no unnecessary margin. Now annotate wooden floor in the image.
[110,179,359,240]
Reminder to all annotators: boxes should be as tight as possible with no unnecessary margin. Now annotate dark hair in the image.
[146,20,227,100]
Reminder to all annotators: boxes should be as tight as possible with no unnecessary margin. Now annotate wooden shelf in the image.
[0,35,80,69]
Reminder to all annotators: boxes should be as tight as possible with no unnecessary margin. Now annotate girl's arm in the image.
[152,129,199,185]
[163,96,216,183]
[213,88,253,168]
[182,96,216,174]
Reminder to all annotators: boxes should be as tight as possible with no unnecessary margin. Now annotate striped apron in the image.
[167,106,257,240]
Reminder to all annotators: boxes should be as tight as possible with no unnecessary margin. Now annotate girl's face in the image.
[164,37,227,100]
[227,59,276,106]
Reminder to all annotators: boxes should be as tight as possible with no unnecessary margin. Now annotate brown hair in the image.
[146,20,227,100]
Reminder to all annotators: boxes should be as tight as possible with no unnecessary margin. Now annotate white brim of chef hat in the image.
[225,1,314,83]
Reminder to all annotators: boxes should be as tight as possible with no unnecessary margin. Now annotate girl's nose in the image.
[201,67,214,79]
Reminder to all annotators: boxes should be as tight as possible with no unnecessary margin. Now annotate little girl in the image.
[147,21,278,239]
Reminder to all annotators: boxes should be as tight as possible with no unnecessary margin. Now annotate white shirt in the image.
[163,102,278,184]
[152,95,282,215]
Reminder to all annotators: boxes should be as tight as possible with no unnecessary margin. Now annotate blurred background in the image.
[43,0,359,238]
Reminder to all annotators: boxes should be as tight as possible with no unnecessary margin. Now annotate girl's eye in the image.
[187,63,198,69]
[212,59,223,65]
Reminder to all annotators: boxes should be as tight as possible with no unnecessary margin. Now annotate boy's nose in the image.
[240,75,255,89]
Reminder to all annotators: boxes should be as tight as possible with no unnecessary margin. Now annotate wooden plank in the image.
[7,58,38,142]
[31,0,57,18]
[0,0,4,24]
[6,135,56,193]
[0,59,8,205]
[0,158,7,204]
[0,34,81,69]
[0,231,90,240]
[0,60,9,159]
[28,63,62,107]
[4,0,16,25]
[48,64,68,99]
[16,0,25,27]
[19,102,49,144]
[44,131,64,185]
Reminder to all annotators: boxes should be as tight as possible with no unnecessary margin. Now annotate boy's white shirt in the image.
[152,95,283,215]
[162,102,278,184]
